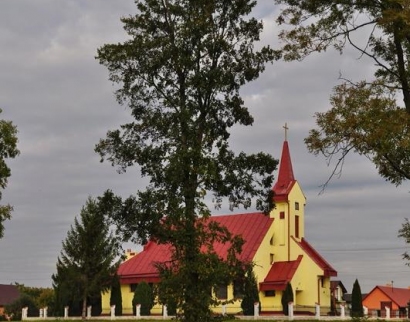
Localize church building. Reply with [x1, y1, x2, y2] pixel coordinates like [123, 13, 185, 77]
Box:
[102, 137, 337, 315]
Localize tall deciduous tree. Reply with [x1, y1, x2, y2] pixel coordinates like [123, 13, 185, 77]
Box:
[275, 0, 410, 187]
[96, 1, 277, 321]
[0, 108, 19, 238]
[52, 197, 122, 319]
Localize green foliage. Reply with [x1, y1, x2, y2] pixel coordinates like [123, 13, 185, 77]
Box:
[132, 281, 154, 316]
[95, 1, 277, 321]
[5, 293, 38, 320]
[304, 81, 410, 188]
[52, 197, 122, 318]
[13, 284, 55, 314]
[351, 279, 364, 317]
[110, 274, 123, 316]
[241, 266, 260, 316]
[0, 108, 19, 239]
[398, 218, 410, 266]
[275, 0, 410, 186]
[281, 282, 294, 316]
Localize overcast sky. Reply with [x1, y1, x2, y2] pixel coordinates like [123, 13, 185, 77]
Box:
[0, 0, 409, 294]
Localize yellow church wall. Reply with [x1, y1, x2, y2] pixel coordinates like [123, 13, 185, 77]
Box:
[120, 283, 135, 315]
[101, 290, 111, 315]
[101, 283, 139, 315]
[270, 181, 306, 263]
[290, 250, 332, 310]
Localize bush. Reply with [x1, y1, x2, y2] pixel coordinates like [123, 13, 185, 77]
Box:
[5, 293, 38, 320]
[110, 274, 123, 316]
[241, 267, 260, 315]
[132, 281, 154, 316]
[281, 282, 294, 316]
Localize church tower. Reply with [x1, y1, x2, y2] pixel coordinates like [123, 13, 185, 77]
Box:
[270, 128, 306, 262]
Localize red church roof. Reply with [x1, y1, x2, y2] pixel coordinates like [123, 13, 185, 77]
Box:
[118, 213, 273, 284]
[273, 140, 296, 202]
[259, 255, 303, 291]
[294, 237, 337, 277]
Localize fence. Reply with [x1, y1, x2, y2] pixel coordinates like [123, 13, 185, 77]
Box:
[21, 303, 410, 320]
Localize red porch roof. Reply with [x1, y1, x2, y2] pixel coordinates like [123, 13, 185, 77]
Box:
[259, 255, 303, 291]
[294, 237, 337, 277]
[118, 212, 273, 284]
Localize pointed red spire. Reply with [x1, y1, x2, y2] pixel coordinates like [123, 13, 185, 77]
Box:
[273, 139, 296, 201]
[277, 140, 295, 186]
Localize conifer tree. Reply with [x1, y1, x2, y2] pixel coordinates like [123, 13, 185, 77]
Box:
[96, 1, 277, 321]
[132, 281, 154, 316]
[281, 282, 294, 316]
[52, 197, 122, 319]
[241, 266, 260, 316]
[109, 274, 123, 316]
[351, 279, 364, 317]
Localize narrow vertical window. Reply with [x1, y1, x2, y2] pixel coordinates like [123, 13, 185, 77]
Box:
[295, 215, 299, 238]
[280, 211, 285, 219]
[295, 202, 299, 210]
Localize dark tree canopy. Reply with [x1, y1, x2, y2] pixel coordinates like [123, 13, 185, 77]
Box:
[52, 197, 122, 319]
[275, 0, 410, 186]
[96, 0, 277, 321]
[0, 108, 19, 238]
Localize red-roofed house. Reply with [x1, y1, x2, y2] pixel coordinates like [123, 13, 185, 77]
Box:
[102, 138, 337, 315]
[0, 284, 20, 316]
[363, 285, 410, 318]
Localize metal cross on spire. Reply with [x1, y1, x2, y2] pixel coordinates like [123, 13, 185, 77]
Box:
[283, 123, 289, 141]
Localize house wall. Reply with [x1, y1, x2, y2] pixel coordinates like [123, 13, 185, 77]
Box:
[363, 288, 399, 311]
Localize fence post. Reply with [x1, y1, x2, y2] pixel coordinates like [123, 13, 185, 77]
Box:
[163, 304, 167, 318]
[87, 306, 92, 319]
[254, 302, 259, 318]
[44, 307, 48, 318]
[64, 306, 69, 318]
[340, 304, 345, 319]
[288, 302, 294, 320]
[39, 308, 43, 318]
[136, 304, 141, 318]
[21, 307, 28, 320]
[385, 306, 390, 320]
[363, 306, 368, 317]
[315, 303, 320, 319]
[110, 305, 115, 319]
